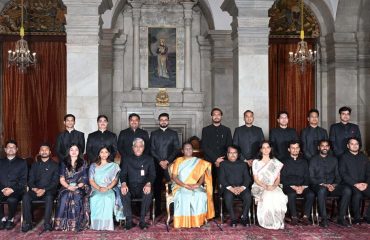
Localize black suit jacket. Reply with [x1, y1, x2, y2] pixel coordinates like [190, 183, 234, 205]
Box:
[150, 128, 180, 164]
[55, 129, 85, 161]
[86, 130, 117, 162]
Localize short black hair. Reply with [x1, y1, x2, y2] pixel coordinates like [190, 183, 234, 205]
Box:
[288, 140, 301, 147]
[347, 137, 360, 145]
[244, 110, 254, 117]
[5, 139, 17, 148]
[227, 144, 240, 154]
[211, 107, 223, 116]
[277, 111, 289, 119]
[307, 108, 319, 117]
[158, 112, 169, 120]
[64, 114, 76, 121]
[40, 142, 51, 149]
[318, 139, 330, 146]
[97, 115, 108, 122]
[129, 113, 140, 120]
[339, 106, 352, 115]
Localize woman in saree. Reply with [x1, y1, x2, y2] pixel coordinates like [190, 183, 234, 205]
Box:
[171, 142, 215, 228]
[54, 144, 89, 231]
[89, 146, 124, 230]
[251, 141, 288, 230]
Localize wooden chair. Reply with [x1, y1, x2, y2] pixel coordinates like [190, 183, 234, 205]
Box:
[165, 164, 174, 230]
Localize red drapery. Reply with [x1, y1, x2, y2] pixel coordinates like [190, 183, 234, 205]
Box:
[269, 38, 316, 134]
[1, 36, 66, 158]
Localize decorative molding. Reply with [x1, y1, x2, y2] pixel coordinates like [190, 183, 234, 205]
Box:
[0, 0, 66, 34]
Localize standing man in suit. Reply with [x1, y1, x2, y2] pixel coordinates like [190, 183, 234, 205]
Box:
[55, 114, 85, 162]
[150, 113, 180, 215]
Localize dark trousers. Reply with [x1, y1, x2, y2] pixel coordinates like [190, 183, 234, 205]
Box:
[350, 185, 370, 220]
[121, 184, 153, 223]
[153, 163, 170, 213]
[311, 184, 351, 220]
[223, 188, 252, 221]
[0, 191, 23, 220]
[283, 186, 315, 218]
[22, 191, 55, 226]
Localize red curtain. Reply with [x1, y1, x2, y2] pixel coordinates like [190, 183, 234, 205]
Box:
[1, 36, 66, 158]
[269, 38, 316, 134]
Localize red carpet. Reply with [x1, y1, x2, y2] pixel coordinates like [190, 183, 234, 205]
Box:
[1, 214, 370, 240]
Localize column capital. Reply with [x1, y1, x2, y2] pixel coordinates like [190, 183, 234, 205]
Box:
[181, 1, 198, 19]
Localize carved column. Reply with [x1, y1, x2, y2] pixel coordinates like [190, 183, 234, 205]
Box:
[222, 0, 274, 133]
[182, 1, 197, 91]
[64, 0, 109, 135]
[130, 1, 142, 90]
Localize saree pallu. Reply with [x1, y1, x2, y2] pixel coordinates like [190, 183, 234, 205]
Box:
[251, 159, 287, 230]
[54, 162, 90, 231]
[89, 162, 124, 230]
[172, 157, 214, 228]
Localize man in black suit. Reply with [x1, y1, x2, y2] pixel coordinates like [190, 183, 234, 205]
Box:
[55, 114, 85, 162]
[120, 138, 156, 230]
[0, 140, 27, 230]
[330, 106, 362, 158]
[219, 145, 252, 227]
[150, 113, 179, 215]
[86, 115, 117, 163]
[21, 143, 59, 232]
[233, 110, 264, 167]
[118, 113, 150, 160]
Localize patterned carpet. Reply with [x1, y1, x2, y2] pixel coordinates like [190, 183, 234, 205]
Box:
[1, 214, 370, 240]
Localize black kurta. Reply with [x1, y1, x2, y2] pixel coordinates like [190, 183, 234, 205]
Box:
[86, 130, 117, 163]
[28, 158, 59, 195]
[339, 152, 370, 186]
[309, 154, 341, 185]
[233, 125, 264, 161]
[119, 154, 156, 187]
[281, 156, 310, 186]
[201, 124, 232, 163]
[301, 126, 328, 161]
[117, 128, 150, 159]
[0, 157, 28, 193]
[149, 128, 180, 164]
[218, 160, 251, 193]
[55, 129, 85, 161]
[269, 127, 298, 161]
[329, 122, 362, 157]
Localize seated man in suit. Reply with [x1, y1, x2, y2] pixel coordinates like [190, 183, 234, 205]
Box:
[0, 140, 28, 230]
[219, 145, 252, 227]
[120, 138, 156, 230]
[22, 143, 59, 232]
[281, 140, 315, 225]
[309, 139, 351, 227]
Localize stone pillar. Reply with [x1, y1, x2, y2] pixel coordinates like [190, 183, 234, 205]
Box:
[64, 0, 103, 136]
[99, 29, 120, 124]
[207, 30, 234, 129]
[130, 1, 142, 90]
[222, 0, 274, 135]
[182, 1, 197, 91]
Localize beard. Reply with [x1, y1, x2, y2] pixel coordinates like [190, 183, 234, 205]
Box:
[160, 123, 168, 128]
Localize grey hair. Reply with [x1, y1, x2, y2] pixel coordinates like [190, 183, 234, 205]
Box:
[132, 138, 145, 147]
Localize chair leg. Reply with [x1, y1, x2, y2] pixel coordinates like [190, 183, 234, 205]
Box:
[311, 205, 315, 225]
[166, 202, 171, 226]
[219, 197, 223, 225]
[152, 198, 155, 225]
[347, 206, 352, 225]
[330, 199, 336, 220]
[315, 198, 319, 225]
[253, 199, 257, 225]
[20, 201, 23, 230]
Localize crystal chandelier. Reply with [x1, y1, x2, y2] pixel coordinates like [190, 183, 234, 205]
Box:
[8, 0, 37, 73]
[288, 0, 316, 72]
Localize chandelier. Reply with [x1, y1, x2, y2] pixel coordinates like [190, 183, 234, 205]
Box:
[288, 0, 316, 72]
[8, 0, 37, 73]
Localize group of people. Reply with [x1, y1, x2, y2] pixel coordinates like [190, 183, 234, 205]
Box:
[0, 105, 369, 233]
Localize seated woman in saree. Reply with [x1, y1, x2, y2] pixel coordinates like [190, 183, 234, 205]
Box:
[171, 142, 214, 228]
[89, 146, 124, 230]
[54, 143, 89, 231]
[251, 141, 288, 230]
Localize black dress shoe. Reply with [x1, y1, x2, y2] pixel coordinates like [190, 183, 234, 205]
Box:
[5, 220, 15, 230]
[0, 221, 5, 230]
[139, 222, 148, 230]
[240, 218, 250, 227]
[300, 216, 310, 226]
[352, 219, 361, 225]
[21, 223, 32, 233]
[290, 217, 298, 226]
[44, 223, 53, 232]
[230, 219, 237, 227]
[319, 219, 328, 228]
[337, 219, 351, 227]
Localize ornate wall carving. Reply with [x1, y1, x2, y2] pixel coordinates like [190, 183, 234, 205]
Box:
[0, 0, 66, 34]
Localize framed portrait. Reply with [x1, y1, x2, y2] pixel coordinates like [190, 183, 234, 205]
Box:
[148, 27, 176, 88]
